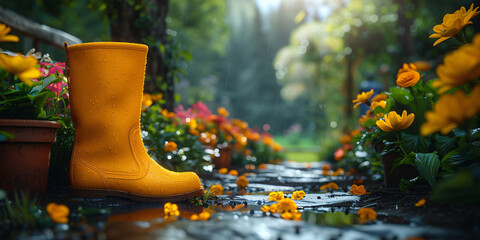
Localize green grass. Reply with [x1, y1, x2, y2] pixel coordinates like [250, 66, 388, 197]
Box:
[284, 151, 320, 163]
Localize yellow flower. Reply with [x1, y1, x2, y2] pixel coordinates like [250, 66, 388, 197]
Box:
[0, 23, 19, 42]
[268, 191, 285, 201]
[415, 198, 426, 207]
[199, 211, 211, 221]
[358, 113, 373, 126]
[350, 184, 367, 195]
[370, 100, 386, 110]
[274, 198, 298, 214]
[236, 176, 249, 188]
[46, 203, 69, 224]
[161, 109, 175, 118]
[261, 205, 271, 212]
[319, 182, 339, 190]
[396, 70, 421, 88]
[190, 214, 199, 221]
[228, 169, 238, 176]
[281, 211, 302, 221]
[209, 184, 224, 196]
[291, 190, 306, 200]
[218, 168, 228, 174]
[352, 89, 374, 109]
[429, 3, 480, 46]
[357, 207, 377, 224]
[0, 53, 41, 86]
[434, 34, 480, 93]
[164, 202, 180, 220]
[164, 141, 177, 152]
[421, 86, 480, 136]
[217, 107, 229, 117]
[376, 110, 415, 132]
[371, 93, 388, 103]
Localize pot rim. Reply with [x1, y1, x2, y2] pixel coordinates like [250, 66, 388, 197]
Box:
[0, 119, 61, 128]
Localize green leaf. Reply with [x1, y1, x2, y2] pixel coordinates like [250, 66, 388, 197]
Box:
[389, 87, 413, 105]
[435, 135, 457, 156]
[415, 152, 440, 186]
[441, 148, 463, 171]
[362, 118, 377, 127]
[401, 132, 429, 153]
[392, 152, 416, 171]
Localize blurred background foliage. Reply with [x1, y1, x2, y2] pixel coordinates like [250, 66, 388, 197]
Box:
[2, 0, 479, 162]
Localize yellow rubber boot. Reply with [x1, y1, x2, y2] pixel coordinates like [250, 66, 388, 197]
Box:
[66, 42, 203, 201]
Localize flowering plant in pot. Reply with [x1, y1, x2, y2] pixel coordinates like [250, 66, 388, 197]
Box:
[0, 23, 67, 195]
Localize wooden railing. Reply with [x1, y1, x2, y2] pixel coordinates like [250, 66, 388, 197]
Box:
[0, 6, 82, 50]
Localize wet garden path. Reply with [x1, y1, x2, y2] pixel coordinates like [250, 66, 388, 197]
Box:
[40, 162, 478, 240]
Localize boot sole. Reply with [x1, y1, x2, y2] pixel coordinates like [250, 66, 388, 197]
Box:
[70, 187, 204, 202]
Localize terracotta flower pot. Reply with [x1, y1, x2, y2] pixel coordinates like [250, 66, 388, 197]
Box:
[212, 146, 233, 169]
[0, 119, 61, 196]
[381, 151, 418, 188]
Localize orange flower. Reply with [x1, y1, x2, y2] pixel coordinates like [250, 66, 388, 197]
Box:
[248, 132, 260, 141]
[46, 203, 69, 224]
[357, 207, 377, 223]
[319, 182, 339, 190]
[332, 168, 345, 176]
[190, 214, 199, 221]
[413, 61, 432, 71]
[268, 191, 285, 201]
[272, 142, 283, 152]
[429, 3, 480, 46]
[396, 70, 420, 87]
[415, 198, 426, 207]
[209, 184, 224, 196]
[339, 134, 352, 145]
[322, 164, 331, 171]
[397, 63, 417, 76]
[376, 110, 415, 132]
[291, 190, 306, 200]
[228, 169, 238, 176]
[281, 211, 302, 221]
[258, 163, 267, 169]
[161, 109, 175, 118]
[352, 89, 374, 109]
[350, 129, 361, 137]
[350, 184, 367, 195]
[164, 141, 177, 152]
[236, 176, 249, 188]
[217, 107, 229, 117]
[164, 202, 180, 220]
[218, 168, 228, 174]
[199, 211, 211, 221]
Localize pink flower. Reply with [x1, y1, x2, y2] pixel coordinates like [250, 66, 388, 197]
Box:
[192, 101, 211, 119]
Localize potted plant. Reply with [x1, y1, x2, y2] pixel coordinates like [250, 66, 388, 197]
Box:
[0, 49, 67, 195]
